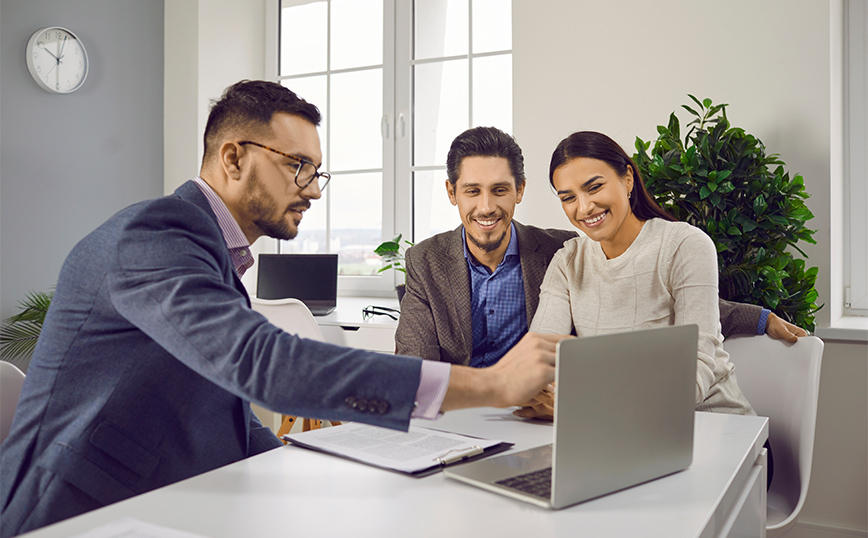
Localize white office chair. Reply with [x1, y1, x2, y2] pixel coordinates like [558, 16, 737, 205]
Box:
[724, 334, 824, 537]
[250, 297, 324, 341]
[249, 297, 338, 437]
[1, 361, 26, 444]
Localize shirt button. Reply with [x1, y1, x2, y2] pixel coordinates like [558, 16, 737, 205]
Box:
[489, 309, 494, 314]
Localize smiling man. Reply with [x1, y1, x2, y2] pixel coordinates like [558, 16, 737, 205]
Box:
[0, 83, 563, 537]
[395, 126, 807, 371]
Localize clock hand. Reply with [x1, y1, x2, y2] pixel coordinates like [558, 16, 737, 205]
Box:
[58, 35, 67, 59]
[42, 46, 60, 61]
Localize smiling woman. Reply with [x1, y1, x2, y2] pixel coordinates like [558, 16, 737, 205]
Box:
[548, 131, 675, 259]
[532, 131, 755, 417]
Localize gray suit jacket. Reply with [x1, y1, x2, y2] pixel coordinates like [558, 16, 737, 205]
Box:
[396, 222, 575, 365]
[0, 181, 422, 537]
[395, 221, 762, 366]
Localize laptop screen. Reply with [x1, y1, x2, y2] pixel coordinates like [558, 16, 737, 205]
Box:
[256, 254, 338, 303]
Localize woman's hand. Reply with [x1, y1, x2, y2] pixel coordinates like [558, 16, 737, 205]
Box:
[512, 382, 556, 421]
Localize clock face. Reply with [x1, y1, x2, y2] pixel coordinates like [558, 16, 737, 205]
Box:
[26, 27, 89, 94]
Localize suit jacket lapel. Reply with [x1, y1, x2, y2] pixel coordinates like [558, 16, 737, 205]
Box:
[173, 180, 254, 444]
[445, 226, 473, 363]
[516, 221, 549, 325]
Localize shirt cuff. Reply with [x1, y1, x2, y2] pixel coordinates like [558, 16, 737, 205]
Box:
[757, 308, 771, 335]
[411, 360, 451, 420]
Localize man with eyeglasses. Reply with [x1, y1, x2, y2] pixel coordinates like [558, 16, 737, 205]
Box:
[395, 126, 808, 419]
[0, 81, 564, 537]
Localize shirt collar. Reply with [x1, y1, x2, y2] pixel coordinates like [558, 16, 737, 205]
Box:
[193, 177, 252, 272]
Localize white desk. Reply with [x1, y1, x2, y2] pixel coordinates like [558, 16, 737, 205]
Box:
[20, 409, 768, 538]
[315, 296, 400, 353]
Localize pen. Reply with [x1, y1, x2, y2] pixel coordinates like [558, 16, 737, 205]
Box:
[434, 445, 484, 465]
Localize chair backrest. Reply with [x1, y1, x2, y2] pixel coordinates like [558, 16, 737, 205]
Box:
[0, 361, 27, 444]
[724, 335, 824, 536]
[250, 297, 324, 342]
[249, 298, 334, 435]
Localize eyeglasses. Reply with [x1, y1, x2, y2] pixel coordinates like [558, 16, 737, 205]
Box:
[362, 305, 401, 321]
[239, 140, 331, 191]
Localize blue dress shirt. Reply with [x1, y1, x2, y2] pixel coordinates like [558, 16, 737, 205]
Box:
[464, 223, 527, 367]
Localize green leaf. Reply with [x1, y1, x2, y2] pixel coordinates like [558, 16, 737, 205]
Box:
[717, 181, 735, 194]
[702, 97, 713, 108]
[700, 186, 711, 199]
[753, 195, 767, 216]
[682, 105, 700, 118]
[374, 242, 399, 256]
[789, 207, 814, 222]
[768, 215, 789, 227]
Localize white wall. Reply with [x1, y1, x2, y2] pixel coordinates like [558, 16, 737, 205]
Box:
[513, 0, 866, 535]
[164, 0, 276, 293]
[164, 0, 268, 195]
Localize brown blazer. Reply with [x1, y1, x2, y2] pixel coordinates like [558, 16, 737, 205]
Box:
[395, 221, 763, 366]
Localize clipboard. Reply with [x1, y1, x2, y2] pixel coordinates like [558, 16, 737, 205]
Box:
[282, 423, 514, 477]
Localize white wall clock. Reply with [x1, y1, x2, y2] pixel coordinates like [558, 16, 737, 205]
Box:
[26, 26, 89, 94]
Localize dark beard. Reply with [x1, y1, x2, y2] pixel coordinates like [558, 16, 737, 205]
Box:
[467, 229, 507, 253]
[244, 165, 299, 241]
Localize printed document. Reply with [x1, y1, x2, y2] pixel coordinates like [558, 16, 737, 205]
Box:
[283, 423, 505, 474]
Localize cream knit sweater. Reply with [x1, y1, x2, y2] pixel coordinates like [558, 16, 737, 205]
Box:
[531, 218, 753, 415]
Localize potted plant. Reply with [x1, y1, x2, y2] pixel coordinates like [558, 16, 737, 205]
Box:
[633, 95, 821, 331]
[0, 289, 54, 366]
[374, 234, 414, 302]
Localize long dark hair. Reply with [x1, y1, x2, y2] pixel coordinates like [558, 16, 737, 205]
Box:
[549, 131, 675, 222]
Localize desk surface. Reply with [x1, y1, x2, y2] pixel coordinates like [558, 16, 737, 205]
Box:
[21, 410, 768, 538]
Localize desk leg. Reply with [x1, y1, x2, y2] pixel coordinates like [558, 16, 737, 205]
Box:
[278, 415, 343, 443]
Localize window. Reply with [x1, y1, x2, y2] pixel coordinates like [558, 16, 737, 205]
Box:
[272, 0, 512, 294]
[844, 0, 868, 315]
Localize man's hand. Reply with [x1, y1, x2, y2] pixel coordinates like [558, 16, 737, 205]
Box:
[440, 332, 568, 412]
[513, 383, 555, 421]
[765, 312, 808, 343]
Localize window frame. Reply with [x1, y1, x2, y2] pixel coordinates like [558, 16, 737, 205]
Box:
[266, 0, 512, 297]
[268, 0, 397, 296]
[844, 0, 868, 315]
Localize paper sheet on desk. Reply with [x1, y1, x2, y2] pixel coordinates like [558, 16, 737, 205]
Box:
[283, 422, 509, 476]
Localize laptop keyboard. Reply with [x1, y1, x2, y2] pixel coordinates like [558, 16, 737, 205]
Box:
[495, 467, 552, 499]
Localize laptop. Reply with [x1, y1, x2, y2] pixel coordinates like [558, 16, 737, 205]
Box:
[444, 324, 698, 509]
[256, 254, 339, 316]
